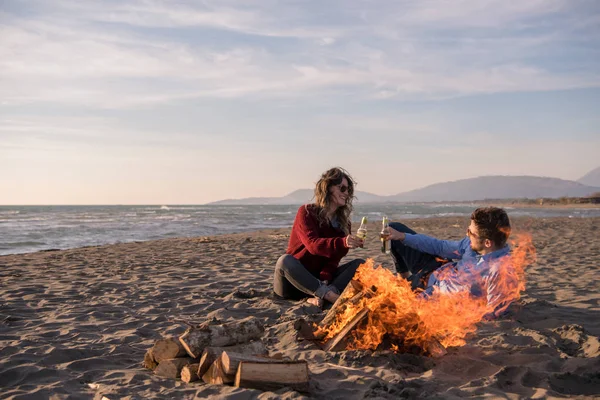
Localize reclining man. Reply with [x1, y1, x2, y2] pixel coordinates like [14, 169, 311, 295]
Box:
[387, 207, 517, 319]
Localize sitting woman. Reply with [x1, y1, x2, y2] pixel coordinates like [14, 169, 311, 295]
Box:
[273, 167, 365, 307]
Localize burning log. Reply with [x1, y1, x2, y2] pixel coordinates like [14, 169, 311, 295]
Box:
[179, 316, 264, 358]
[323, 307, 370, 352]
[197, 341, 267, 378]
[294, 318, 319, 341]
[181, 363, 200, 383]
[234, 360, 309, 392]
[423, 338, 447, 358]
[318, 280, 362, 329]
[154, 357, 194, 379]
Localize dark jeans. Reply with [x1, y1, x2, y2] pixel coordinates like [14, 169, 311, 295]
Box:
[389, 222, 445, 288]
[273, 255, 365, 300]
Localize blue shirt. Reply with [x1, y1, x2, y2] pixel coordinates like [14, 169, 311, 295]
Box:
[403, 233, 514, 318]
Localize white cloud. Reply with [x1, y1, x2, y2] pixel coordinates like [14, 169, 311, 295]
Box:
[0, 1, 598, 108]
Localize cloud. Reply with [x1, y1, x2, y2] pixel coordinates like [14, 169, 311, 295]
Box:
[0, 0, 599, 108]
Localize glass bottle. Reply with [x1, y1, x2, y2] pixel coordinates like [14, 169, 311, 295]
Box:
[356, 216, 367, 247]
[380, 216, 391, 254]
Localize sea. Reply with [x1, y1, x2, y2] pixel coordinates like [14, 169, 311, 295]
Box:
[1, 204, 599, 256]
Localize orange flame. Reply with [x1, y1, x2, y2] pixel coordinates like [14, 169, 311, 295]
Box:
[318, 233, 536, 351]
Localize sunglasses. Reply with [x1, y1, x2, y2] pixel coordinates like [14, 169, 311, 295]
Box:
[338, 184, 348, 193]
[466, 227, 480, 238]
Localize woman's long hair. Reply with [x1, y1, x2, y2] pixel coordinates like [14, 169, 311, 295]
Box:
[312, 167, 356, 234]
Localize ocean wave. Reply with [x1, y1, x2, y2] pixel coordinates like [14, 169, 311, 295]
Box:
[0, 241, 46, 249]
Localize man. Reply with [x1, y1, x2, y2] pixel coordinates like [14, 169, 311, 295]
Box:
[387, 207, 516, 319]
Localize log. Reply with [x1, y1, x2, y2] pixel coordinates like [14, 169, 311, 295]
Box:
[323, 307, 370, 352]
[154, 357, 193, 379]
[235, 361, 309, 392]
[202, 359, 232, 385]
[181, 363, 200, 383]
[143, 349, 158, 370]
[180, 316, 264, 358]
[318, 280, 360, 328]
[423, 337, 447, 358]
[151, 338, 187, 363]
[294, 318, 318, 341]
[221, 351, 276, 375]
[197, 341, 267, 378]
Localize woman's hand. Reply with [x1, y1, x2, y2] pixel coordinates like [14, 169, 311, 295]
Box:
[345, 234, 364, 249]
[387, 227, 406, 241]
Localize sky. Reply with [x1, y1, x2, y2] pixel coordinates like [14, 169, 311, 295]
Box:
[1, 0, 599, 205]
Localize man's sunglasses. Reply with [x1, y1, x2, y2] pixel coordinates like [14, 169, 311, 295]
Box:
[467, 227, 480, 238]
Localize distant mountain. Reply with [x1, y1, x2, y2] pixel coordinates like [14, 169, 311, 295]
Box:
[208, 175, 600, 205]
[578, 166, 600, 187]
[388, 176, 600, 202]
[208, 189, 386, 205]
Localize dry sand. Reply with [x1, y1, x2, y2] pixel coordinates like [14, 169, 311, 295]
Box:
[1, 216, 599, 399]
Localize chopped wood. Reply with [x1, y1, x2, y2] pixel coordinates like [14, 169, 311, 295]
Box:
[181, 363, 200, 383]
[318, 280, 360, 328]
[220, 351, 276, 375]
[323, 307, 370, 352]
[143, 349, 158, 370]
[197, 341, 267, 378]
[151, 338, 187, 363]
[154, 357, 193, 379]
[179, 316, 264, 358]
[202, 359, 232, 385]
[294, 318, 318, 341]
[235, 361, 309, 392]
[423, 337, 447, 358]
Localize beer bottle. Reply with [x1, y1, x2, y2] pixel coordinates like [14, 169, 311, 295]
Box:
[356, 216, 367, 247]
[380, 216, 391, 254]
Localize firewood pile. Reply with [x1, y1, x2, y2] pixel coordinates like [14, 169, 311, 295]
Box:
[143, 316, 309, 392]
[295, 280, 448, 357]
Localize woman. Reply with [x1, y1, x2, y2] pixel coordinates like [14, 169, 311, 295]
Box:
[273, 167, 365, 307]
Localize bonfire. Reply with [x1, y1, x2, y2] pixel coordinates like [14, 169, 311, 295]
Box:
[301, 233, 537, 355]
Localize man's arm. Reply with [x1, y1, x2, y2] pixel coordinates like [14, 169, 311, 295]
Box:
[388, 227, 466, 259]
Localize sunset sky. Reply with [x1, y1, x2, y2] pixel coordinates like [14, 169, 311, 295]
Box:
[1, 0, 599, 204]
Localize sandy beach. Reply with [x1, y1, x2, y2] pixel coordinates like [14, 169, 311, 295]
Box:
[1, 216, 599, 399]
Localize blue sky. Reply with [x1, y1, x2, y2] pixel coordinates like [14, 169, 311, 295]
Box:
[1, 0, 599, 204]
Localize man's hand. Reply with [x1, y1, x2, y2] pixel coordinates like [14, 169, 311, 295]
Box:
[388, 227, 406, 241]
[345, 234, 364, 249]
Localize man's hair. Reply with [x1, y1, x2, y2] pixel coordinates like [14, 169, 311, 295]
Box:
[471, 207, 511, 247]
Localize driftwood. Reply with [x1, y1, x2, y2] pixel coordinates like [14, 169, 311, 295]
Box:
[202, 359, 232, 384]
[181, 363, 200, 383]
[235, 361, 309, 392]
[180, 317, 264, 358]
[154, 357, 193, 379]
[220, 351, 273, 375]
[143, 349, 158, 370]
[323, 307, 370, 352]
[197, 340, 267, 378]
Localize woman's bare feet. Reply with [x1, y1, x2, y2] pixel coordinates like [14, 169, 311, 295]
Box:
[306, 297, 323, 308]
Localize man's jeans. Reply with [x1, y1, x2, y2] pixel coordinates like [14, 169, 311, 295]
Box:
[273, 255, 365, 300]
[389, 222, 445, 288]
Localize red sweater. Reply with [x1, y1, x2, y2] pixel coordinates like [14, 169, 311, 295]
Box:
[286, 204, 350, 282]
